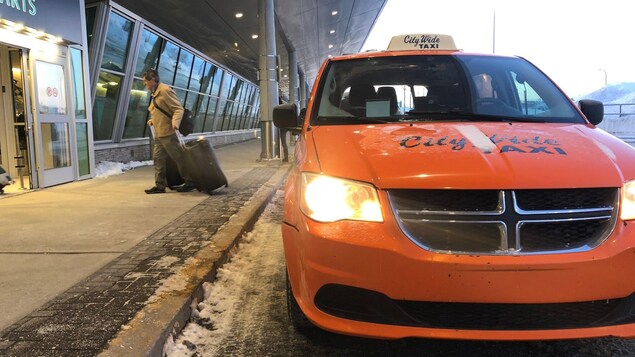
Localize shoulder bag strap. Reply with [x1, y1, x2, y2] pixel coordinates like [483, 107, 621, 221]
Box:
[152, 96, 172, 118]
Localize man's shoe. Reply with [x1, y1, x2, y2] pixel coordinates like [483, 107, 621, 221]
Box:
[176, 182, 196, 192]
[145, 186, 165, 194]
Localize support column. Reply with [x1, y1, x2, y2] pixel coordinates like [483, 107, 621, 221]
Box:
[289, 50, 299, 110]
[258, 0, 279, 160]
[299, 70, 307, 109]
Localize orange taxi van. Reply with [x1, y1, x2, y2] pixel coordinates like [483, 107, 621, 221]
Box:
[273, 34, 635, 341]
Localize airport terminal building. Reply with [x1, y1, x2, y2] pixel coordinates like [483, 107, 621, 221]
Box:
[0, 0, 262, 190]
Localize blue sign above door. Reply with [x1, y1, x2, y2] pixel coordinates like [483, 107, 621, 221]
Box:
[0, 0, 84, 45]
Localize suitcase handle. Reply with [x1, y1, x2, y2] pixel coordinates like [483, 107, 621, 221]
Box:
[176, 130, 186, 148]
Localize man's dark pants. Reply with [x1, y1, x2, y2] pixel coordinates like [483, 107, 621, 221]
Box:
[153, 133, 192, 189]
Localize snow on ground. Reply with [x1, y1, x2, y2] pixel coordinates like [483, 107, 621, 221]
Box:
[94, 160, 153, 178]
[163, 192, 283, 357]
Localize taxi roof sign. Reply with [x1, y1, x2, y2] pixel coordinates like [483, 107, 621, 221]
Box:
[387, 34, 458, 51]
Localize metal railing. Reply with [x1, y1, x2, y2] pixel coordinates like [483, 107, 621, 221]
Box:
[603, 103, 635, 118]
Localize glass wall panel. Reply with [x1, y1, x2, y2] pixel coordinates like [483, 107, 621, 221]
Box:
[101, 12, 132, 72]
[193, 96, 209, 133]
[70, 48, 86, 118]
[215, 100, 226, 131]
[220, 73, 232, 99]
[123, 79, 151, 139]
[85, 6, 97, 50]
[222, 102, 234, 131]
[174, 49, 193, 89]
[189, 92, 206, 113]
[235, 80, 245, 102]
[231, 79, 241, 101]
[203, 98, 218, 132]
[232, 104, 242, 130]
[75, 123, 90, 176]
[188, 56, 205, 91]
[93, 71, 122, 140]
[210, 68, 223, 97]
[238, 105, 249, 129]
[184, 93, 198, 111]
[135, 30, 162, 76]
[200, 63, 215, 94]
[233, 104, 243, 129]
[245, 86, 254, 105]
[158, 41, 179, 85]
[174, 88, 186, 106]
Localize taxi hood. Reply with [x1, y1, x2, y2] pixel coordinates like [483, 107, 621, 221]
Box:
[309, 123, 635, 190]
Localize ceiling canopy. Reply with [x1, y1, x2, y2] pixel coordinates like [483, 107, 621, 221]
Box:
[112, 0, 387, 101]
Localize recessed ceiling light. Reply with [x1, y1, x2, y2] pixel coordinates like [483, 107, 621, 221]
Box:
[331, 11, 338, 15]
[328, 44, 333, 49]
[251, 34, 258, 39]
[330, 30, 335, 34]
[234, 42, 238, 47]
[235, 13, 243, 18]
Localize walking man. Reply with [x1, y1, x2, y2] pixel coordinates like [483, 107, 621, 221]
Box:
[142, 69, 195, 194]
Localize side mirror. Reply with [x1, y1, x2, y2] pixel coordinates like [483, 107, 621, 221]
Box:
[273, 103, 302, 134]
[578, 99, 604, 125]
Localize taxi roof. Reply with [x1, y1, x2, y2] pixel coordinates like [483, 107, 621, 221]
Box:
[326, 34, 517, 63]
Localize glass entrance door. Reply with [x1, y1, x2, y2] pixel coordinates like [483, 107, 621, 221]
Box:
[32, 55, 75, 187]
[9, 48, 34, 190]
[0, 45, 36, 192]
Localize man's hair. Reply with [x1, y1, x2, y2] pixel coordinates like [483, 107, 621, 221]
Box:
[142, 69, 160, 83]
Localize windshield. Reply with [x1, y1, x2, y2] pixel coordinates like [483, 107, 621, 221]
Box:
[311, 54, 585, 125]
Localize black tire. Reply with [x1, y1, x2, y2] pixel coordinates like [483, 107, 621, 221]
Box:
[286, 270, 314, 333]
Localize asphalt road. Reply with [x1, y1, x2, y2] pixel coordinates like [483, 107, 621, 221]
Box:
[167, 190, 635, 357]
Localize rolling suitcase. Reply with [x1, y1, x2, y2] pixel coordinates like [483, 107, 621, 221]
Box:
[180, 136, 228, 195]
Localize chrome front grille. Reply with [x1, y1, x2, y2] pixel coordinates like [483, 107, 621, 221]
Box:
[388, 188, 618, 255]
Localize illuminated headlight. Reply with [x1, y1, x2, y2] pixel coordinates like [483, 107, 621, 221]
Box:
[299, 173, 383, 223]
[621, 180, 635, 220]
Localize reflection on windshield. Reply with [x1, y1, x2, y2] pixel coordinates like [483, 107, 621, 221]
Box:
[312, 55, 584, 126]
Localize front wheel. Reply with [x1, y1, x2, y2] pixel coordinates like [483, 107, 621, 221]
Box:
[286, 270, 314, 333]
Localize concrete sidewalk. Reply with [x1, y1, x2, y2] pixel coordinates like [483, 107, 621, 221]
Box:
[0, 138, 290, 356]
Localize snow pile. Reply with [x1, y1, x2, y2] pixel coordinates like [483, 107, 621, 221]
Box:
[164, 194, 283, 357]
[95, 160, 152, 178]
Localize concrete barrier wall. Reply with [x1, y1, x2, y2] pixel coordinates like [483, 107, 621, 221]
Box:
[94, 129, 261, 164]
[596, 115, 635, 145]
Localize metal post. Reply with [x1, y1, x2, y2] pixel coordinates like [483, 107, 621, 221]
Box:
[289, 50, 299, 109]
[599, 68, 608, 86]
[284, 50, 300, 148]
[258, 0, 279, 160]
[299, 70, 307, 109]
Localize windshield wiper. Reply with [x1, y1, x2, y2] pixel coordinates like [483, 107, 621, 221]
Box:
[404, 110, 546, 123]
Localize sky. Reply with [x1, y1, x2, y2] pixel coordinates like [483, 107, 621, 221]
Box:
[362, 0, 635, 99]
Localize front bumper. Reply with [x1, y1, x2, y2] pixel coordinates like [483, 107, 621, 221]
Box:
[282, 213, 635, 340]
